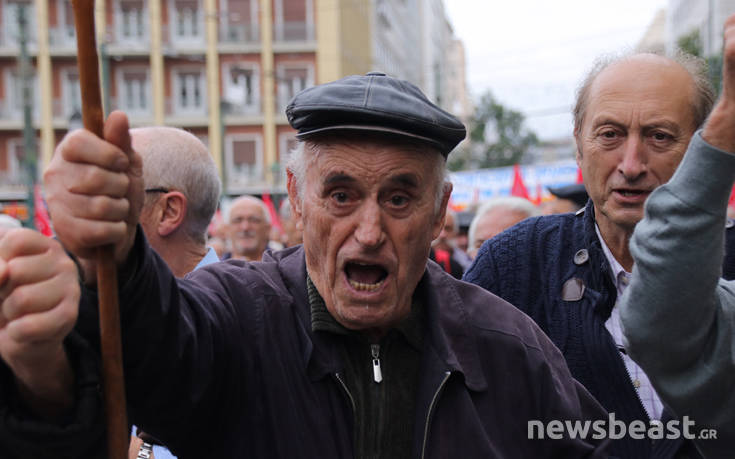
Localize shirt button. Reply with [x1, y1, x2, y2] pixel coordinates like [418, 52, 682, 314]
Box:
[574, 249, 589, 265]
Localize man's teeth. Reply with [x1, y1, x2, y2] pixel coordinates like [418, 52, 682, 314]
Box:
[349, 279, 383, 291]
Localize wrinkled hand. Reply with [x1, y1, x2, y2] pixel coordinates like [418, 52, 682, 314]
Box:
[44, 111, 144, 267]
[0, 228, 79, 417]
[703, 14, 735, 151]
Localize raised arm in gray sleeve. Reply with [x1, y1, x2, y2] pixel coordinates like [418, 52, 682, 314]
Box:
[619, 131, 735, 456]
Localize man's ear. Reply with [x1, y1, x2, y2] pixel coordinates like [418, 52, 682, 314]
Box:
[158, 192, 187, 237]
[286, 171, 303, 220]
[432, 182, 453, 240]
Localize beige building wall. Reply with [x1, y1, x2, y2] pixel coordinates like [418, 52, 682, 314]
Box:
[317, 0, 372, 83]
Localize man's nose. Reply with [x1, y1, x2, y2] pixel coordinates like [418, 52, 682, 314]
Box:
[618, 136, 647, 181]
[354, 202, 385, 249]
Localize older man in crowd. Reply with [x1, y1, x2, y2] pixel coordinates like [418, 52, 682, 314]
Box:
[134, 127, 221, 277]
[225, 195, 272, 261]
[467, 196, 539, 258]
[465, 51, 720, 458]
[0, 73, 609, 457]
[619, 14, 735, 458]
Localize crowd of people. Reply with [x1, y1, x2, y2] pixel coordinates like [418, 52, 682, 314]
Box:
[2, 14, 735, 459]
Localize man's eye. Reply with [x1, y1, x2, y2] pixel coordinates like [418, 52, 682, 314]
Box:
[601, 130, 617, 138]
[332, 192, 349, 203]
[389, 195, 409, 206]
[652, 132, 671, 141]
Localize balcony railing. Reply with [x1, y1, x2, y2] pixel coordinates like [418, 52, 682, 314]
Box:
[220, 23, 260, 44]
[274, 21, 313, 42]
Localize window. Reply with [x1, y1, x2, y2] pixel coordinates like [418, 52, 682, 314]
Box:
[219, 0, 258, 43]
[62, 69, 82, 118]
[118, 68, 150, 115]
[276, 65, 312, 111]
[3, 0, 36, 45]
[226, 135, 263, 188]
[5, 68, 38, 119]
[273, 0, 313, 41]
[223, 64, 259, 114]
[57, 0, 76, 44]
[277, 132, 299, 184]
[170, 0, 203, 43]
[116, 0, 146, 43]
[173, 69, 206, 115]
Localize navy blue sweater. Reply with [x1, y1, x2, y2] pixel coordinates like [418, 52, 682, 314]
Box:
[464, 201, 705, 459]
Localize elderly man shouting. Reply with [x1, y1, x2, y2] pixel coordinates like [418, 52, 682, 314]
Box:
[0, 73, 608, 457]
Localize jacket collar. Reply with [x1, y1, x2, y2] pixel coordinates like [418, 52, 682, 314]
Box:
[270, 246, 487, 391]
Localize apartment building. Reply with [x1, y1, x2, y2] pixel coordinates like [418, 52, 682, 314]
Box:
[0, 0, 465, 211]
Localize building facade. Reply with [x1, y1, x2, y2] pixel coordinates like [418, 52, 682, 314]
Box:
[0, 0, 465, 213]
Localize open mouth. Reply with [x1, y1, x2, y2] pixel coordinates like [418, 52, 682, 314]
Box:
[345, 262, 388, 292]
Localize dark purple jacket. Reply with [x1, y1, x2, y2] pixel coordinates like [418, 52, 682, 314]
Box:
[0, 235, 610, 458]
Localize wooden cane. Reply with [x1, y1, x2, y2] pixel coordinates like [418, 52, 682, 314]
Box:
[70, 2, 128, 458]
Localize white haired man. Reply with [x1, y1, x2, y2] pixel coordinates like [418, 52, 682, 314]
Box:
[467, 196, 539, 258]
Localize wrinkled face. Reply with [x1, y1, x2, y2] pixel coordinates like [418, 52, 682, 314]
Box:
[229, 200, 271, 259]
[575, 56, 697, 235]
[289, 139, 449, 334]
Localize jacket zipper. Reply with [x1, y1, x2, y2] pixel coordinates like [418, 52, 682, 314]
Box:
[421, 371, 451, 459]
[334, 372, 356, 415]
[371, 344, 383, 383]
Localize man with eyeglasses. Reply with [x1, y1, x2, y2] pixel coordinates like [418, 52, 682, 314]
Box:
[134, 127, 221, 278]
[225, 195, 272, 262]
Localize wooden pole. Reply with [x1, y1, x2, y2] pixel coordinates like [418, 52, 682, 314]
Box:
[70, 2, 128, 458]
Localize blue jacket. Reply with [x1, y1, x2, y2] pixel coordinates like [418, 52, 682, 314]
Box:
[0, 233, 610, 458]
[464, 201, 704, 459]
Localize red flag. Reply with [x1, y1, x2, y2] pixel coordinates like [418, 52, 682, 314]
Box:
[261, 193, 283, 233]
[533, 183, 543, 206]
[511, 165, 530, 200]
[33, 185, 53, 237]
[576, 168, 584, 184]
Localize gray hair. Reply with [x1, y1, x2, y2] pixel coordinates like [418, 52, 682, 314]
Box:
[573, 50, 715, 135]
[227, 195, 272, 225]
[132, 127, 221, 245]
[468, 196, 539, 250]
[286, 134, 451, 215]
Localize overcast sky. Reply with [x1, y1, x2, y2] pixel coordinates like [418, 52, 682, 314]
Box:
[444, 0, 668, 140]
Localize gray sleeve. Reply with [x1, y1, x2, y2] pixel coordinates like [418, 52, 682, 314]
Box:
[619, 131, 735, 455]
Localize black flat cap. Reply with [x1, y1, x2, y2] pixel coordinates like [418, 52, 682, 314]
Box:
[286, 72, 466, 156]
[548, 183, 589, 209]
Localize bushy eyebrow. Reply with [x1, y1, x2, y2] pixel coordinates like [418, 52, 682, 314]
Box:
[387, 173, 420, 189]
[323, 172, 356, 186]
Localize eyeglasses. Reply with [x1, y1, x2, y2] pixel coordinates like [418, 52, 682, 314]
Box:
[144, 187, 170, 193]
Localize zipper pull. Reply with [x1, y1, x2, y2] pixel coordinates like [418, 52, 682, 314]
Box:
[371, 344, 382, 383]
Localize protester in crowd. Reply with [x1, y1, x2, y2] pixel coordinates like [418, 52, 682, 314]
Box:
[126, 126, 222, 458]
[467, 196, 538, 258]
[0, 73, 610, 457]
[133, 127, 221, 277]
[619, 14, 735, 457]
[429, 209, 472, 278]
[542, 183, 589, 215]
[465, 51, 717, 458]
[279, 198, 302, 248]
[224, 195, 271, 261]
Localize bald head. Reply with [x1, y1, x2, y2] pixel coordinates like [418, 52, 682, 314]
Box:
[132, 127, 221, 245]
[573, 52, 715, 135]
